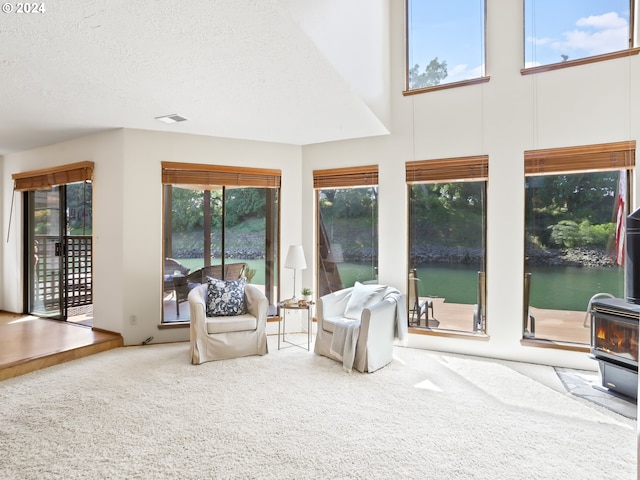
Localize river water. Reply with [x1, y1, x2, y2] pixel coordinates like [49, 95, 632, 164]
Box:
[181, 258, 625, 313]
[416, 263, 624, 311]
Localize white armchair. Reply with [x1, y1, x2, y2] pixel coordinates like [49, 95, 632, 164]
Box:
[314, 283, 406, 373]
[188, 283, 268, 365]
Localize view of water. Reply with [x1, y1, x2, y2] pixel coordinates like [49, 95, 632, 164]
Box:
[175, 258, 624, 313]
[526, 265, 624, 311]
[417, 263, 624, 312]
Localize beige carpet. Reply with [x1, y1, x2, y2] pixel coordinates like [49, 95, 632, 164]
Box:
[0, 338, 636, 479]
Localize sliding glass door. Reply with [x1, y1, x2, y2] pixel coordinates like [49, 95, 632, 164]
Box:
[27, 187, 65, 319]
[14, 162, 94, 323]
[25, 182, 93, 322]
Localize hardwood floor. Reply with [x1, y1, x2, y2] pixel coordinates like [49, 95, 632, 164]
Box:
[0, 311, 123, 381]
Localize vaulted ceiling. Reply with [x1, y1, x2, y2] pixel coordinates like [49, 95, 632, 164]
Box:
[0, 0, 390, 156]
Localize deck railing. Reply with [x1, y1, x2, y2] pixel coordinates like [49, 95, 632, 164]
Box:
[34, 235, 92, 310]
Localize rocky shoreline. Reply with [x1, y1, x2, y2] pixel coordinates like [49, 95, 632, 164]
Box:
[410, 245, 616, 268]
[175, 243, 616, 268]
[526, 246, 616, 268]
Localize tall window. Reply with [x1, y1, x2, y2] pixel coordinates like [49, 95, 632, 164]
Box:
[405, 0, 486, 92]
[162, 163, 280, 323]
[406, 156, 488, 334]
[524, 0, 635, 71]
[314, 166, 378, 297]
[524, 142, 635, 344]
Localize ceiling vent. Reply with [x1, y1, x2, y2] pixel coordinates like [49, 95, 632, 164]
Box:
[155, 114, 188, 124]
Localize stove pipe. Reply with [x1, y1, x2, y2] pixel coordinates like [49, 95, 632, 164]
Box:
[626, 207, 640, 303]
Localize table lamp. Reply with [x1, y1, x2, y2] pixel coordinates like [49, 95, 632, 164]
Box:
[284, 245, 307, 302]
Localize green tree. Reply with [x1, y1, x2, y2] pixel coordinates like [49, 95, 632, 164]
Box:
[549, 220, 614, 248]
[319, 188, 377, 222]
[525, 172, 618, 248]
[66, 181, 92, 234]
[171, 188, 224, 231]
[171, 187, 272, 232]
[409, 57, 448, 89]
[225, 189, 265, 226]
[410, 182, 484, 247]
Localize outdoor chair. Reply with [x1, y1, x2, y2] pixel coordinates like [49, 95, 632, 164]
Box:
[408, 269, 436, 328]
[474, 272, 534, 336]
[188, 281, 268, 364]
[174, 263, 247, 317]
[523, 272, 535, 338]
[314, 282, 406, 373]
[164, 257, 190, 293]
[472, 271, 486, 332]
[225, 263, 246, 281]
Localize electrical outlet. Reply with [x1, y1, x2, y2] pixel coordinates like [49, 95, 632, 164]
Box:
[130, 315, 137, 325]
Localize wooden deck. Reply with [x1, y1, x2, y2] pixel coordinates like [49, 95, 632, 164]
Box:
[0, 311, 123, 381]
[411, 298, 591, 344]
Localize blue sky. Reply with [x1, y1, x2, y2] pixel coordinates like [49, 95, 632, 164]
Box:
[525, 0, 629, 66]
[408, 0, 630, 84]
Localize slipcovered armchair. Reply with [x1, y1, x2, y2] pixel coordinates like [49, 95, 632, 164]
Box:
[314, 282, 406, 373]
[188, 280, 268, 365]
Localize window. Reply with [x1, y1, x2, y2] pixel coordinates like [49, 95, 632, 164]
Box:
[405, 0, 487, 93]
[161, 163, 280, 323]
[524, 0, 636, 72]
[406, 156, 488, 334]
[314, 166, 379, 297]
[524, 142, 635, 344]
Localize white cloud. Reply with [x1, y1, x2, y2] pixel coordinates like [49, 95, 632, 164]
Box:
[552, 12, 628, 56]
[576, 11, 627, 29]
[445, 63, 484, 84]
[530, 36, 553, 46]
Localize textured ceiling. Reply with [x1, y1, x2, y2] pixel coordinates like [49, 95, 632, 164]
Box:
[0, 0, 389, 155]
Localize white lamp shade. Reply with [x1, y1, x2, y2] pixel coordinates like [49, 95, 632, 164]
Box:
[284, 245, 307, 270]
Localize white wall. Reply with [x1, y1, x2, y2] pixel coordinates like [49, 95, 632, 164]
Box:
[0, 155, 4, 309]
[117, 130, 302, 344]
[0, 129, 302, 345]
[1, 130, 126, 323]
[300, 0, 640, 370]
[287, 0, 391, 128]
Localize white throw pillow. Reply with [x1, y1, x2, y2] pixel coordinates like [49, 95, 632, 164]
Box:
[344, 282, 387, 320]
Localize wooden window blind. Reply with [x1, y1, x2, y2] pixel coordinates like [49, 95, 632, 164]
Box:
[161, 162, 281, 188]
[12, 161, 94, 191]
[525, 141, 636, 176]
[313, 165, 378, 189]
[405, 156, 489, 183]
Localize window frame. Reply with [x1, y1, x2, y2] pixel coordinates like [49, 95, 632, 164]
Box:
[160, 162, 282, 324]
[521, 0, 639, 76]
[522, 141, 636, 347]
[403, 0, 489, 95]
[313, 165, 379, 297]
[406, 155, 489, 336]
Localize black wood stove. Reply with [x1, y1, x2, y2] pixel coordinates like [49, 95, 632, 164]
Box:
[590, 298, 638, 399]
[588, 207, 640, 399]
